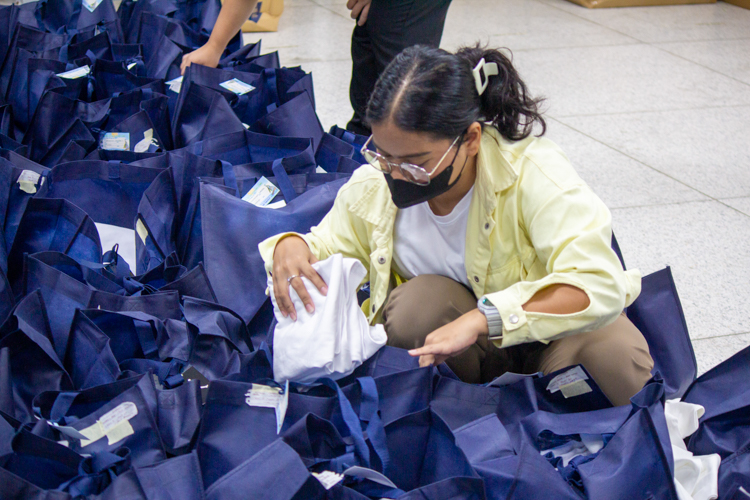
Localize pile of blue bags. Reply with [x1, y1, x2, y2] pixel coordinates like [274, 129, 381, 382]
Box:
[0, 0, 748, 498]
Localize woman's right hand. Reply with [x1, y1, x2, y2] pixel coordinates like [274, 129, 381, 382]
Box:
[180, 42, 223, 75]
[272, 236, 328, 321]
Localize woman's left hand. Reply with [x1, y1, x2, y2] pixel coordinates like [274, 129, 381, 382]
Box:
[409, 309, 488, 367]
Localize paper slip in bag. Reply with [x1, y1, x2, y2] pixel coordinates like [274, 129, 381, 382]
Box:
[270, 254, 387, 383]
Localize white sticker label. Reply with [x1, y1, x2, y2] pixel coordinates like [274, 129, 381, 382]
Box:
[219, 78, 255, 95]
[242, 176, 280, 207]
[17, 169, 41, 194]
[166, 76, 183, 94]
[99, 401, 138, 432]
[135, 218, 149, 244]
[560, 379, 592, 398]
[82, 0, 103, 12]
[57, 65, 91, 79]
[312, 471, 344, 490]
[245, 381, 288, 433]
[133, 128, 158, 153]
[547, 366, 589, 394]
[101, 132, 130, 151]
[127, 62, 137, 71]
[315, 166, 327, 174]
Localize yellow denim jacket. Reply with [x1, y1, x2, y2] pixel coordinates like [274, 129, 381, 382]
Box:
[258, 126, 641, 348]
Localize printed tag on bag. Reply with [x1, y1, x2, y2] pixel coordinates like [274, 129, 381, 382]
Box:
[244, 381, 289, 433]
[101, 132, 130, 151]
[547, 366, 589, 394]
[82, 0, 103, 13]
[79, 401, 139, 447]
[242, 176, 280, 207]
[312, 471, 344, 490]
[166, 76, 183, 94]
[17, 170, 41, 194]
[219, 78, 255, 95]
[57, 65, 91, 79]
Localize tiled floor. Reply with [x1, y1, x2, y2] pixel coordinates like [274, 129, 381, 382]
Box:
[245, 0, 750, 375]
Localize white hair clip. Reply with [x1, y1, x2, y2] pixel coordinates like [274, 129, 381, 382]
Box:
[472, 58, 499, 96]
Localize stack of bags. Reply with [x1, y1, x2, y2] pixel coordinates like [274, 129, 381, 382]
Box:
[0, 0, 748, 498]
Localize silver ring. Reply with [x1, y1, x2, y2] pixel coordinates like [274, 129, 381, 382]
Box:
[286, 274, 299, 284]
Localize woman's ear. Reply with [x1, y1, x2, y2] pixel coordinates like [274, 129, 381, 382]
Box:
[464, 122, 483, 157]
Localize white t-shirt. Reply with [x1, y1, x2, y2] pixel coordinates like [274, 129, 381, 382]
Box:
[392, 187, 473, 288]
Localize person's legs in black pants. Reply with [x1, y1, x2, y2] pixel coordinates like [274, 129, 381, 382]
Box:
[347, 0, 452, 136]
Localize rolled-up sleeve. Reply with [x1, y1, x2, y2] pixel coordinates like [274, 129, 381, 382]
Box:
[484, 158, 641, 348]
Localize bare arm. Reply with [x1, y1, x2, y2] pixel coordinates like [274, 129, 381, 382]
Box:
[181, 0, 259, 74]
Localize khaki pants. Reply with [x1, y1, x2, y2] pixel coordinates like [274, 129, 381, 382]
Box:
[382, 275, 654, 406]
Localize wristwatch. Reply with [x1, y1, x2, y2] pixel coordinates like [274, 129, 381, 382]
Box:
[477, 296, 503, 342]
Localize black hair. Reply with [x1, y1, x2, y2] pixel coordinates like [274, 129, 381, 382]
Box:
[365, 43, 546, 142]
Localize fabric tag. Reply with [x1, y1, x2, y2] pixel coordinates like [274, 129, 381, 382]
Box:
[312, 471, 344, 490]
[242, 176, 280, 207]
[135, 218, 149, 244]
[101, 132, 130, 151]
[82, 0, 103, 13]
[17, 169, 41, 194]
[134, 128, 158, 153]
[219, 78, 255, 95]
[166, 76, 183, 94]
[71, 402, 139, 447]
[547, 366, 588, 394]
[560, 379, 592, 398]
[57, 65, 91, 79]
[244, 381, 289, 433]
[344, 466, 398, 489]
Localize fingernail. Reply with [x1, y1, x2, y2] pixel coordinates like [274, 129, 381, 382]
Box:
[281, 311, 288, 318]
[321, 286, 328, 295]
[306, 304, 314, 314]
[291, 312, 297, 322]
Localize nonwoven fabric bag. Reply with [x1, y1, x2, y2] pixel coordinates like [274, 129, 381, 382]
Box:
[270, 254, 387, 384]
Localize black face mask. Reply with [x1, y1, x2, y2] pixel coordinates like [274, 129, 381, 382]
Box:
[384, 151, 468, 209]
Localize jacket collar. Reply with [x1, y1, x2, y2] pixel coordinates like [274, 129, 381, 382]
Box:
[474, 126, 519, 214]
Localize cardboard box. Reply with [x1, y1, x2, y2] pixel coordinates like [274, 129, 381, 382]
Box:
[241, 0, 284, 32]
[566, 0, 715, 7]
[722, 0, 750, 9]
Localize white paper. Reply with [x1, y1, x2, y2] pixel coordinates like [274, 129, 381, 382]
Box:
[312, 471, 344, 490]
[127, 62, 137, 71]
[547, 366, 588, 394]
[245, 381, 289, 433]
[99, 402, 138, 432]
[57, 65, 91, 79]
[134, 128, 157, 153]
[219, 78, 255, 95]
[17, 169, 41, 194]
[166, 76, 183, 94]
[101, 132, 130, 151]
[316, 166, 327, 174]
[266, 200, 287, 209]
[135, 218, 149, 244]
[344, 466, 398, 489]
[82, 0, 103, 13]
[242, 176, 280, 207]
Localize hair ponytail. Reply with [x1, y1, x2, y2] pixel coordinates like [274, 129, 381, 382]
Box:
[456, 45, 546, 141]
[366, 43, 546, 142]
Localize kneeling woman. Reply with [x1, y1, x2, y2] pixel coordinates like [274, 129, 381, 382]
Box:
[260, 44, 653, 406]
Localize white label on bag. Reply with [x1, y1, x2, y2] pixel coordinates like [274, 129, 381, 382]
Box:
[17, 169, 41, 194]
[265, 200, 286, 209]
[127, 62, 137, 71]
[312, 471, 344, 490]
[242, 123, 250, 129]
[166, 76, 183, 94]
[547, 366, 588, 394]
[78, 401, 138, 447]
[101, 132, 130, 151]
[242, 176, 280, 207]
[134, 128, 156, 153]
[219, 78, 255, 95]
[135, 218, 149, 244]
[245, 381, 289, 433]
[82, 0, 103, 13]
[560, 380, 592, 398]
[57, 65, 91, 79]
[315, 166, 327, 174]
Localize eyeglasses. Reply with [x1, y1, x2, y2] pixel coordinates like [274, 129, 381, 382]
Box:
[360, 134, 463, 186]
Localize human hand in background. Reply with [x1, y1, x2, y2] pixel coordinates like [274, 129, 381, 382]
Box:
[180, 41, 224, 75]
[346, 0, 371, 26]
[272, 236, 329, 321]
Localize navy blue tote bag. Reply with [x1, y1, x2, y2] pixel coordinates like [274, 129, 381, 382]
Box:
[171, 82, 246, 148]
[683, 344, 750, 459]
[0, 290, 73, 423]
[199, 172, 347, 324]
[33, 373, 167, 466]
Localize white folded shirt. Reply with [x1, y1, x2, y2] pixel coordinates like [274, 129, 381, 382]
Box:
[270, 254, 387, 384]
